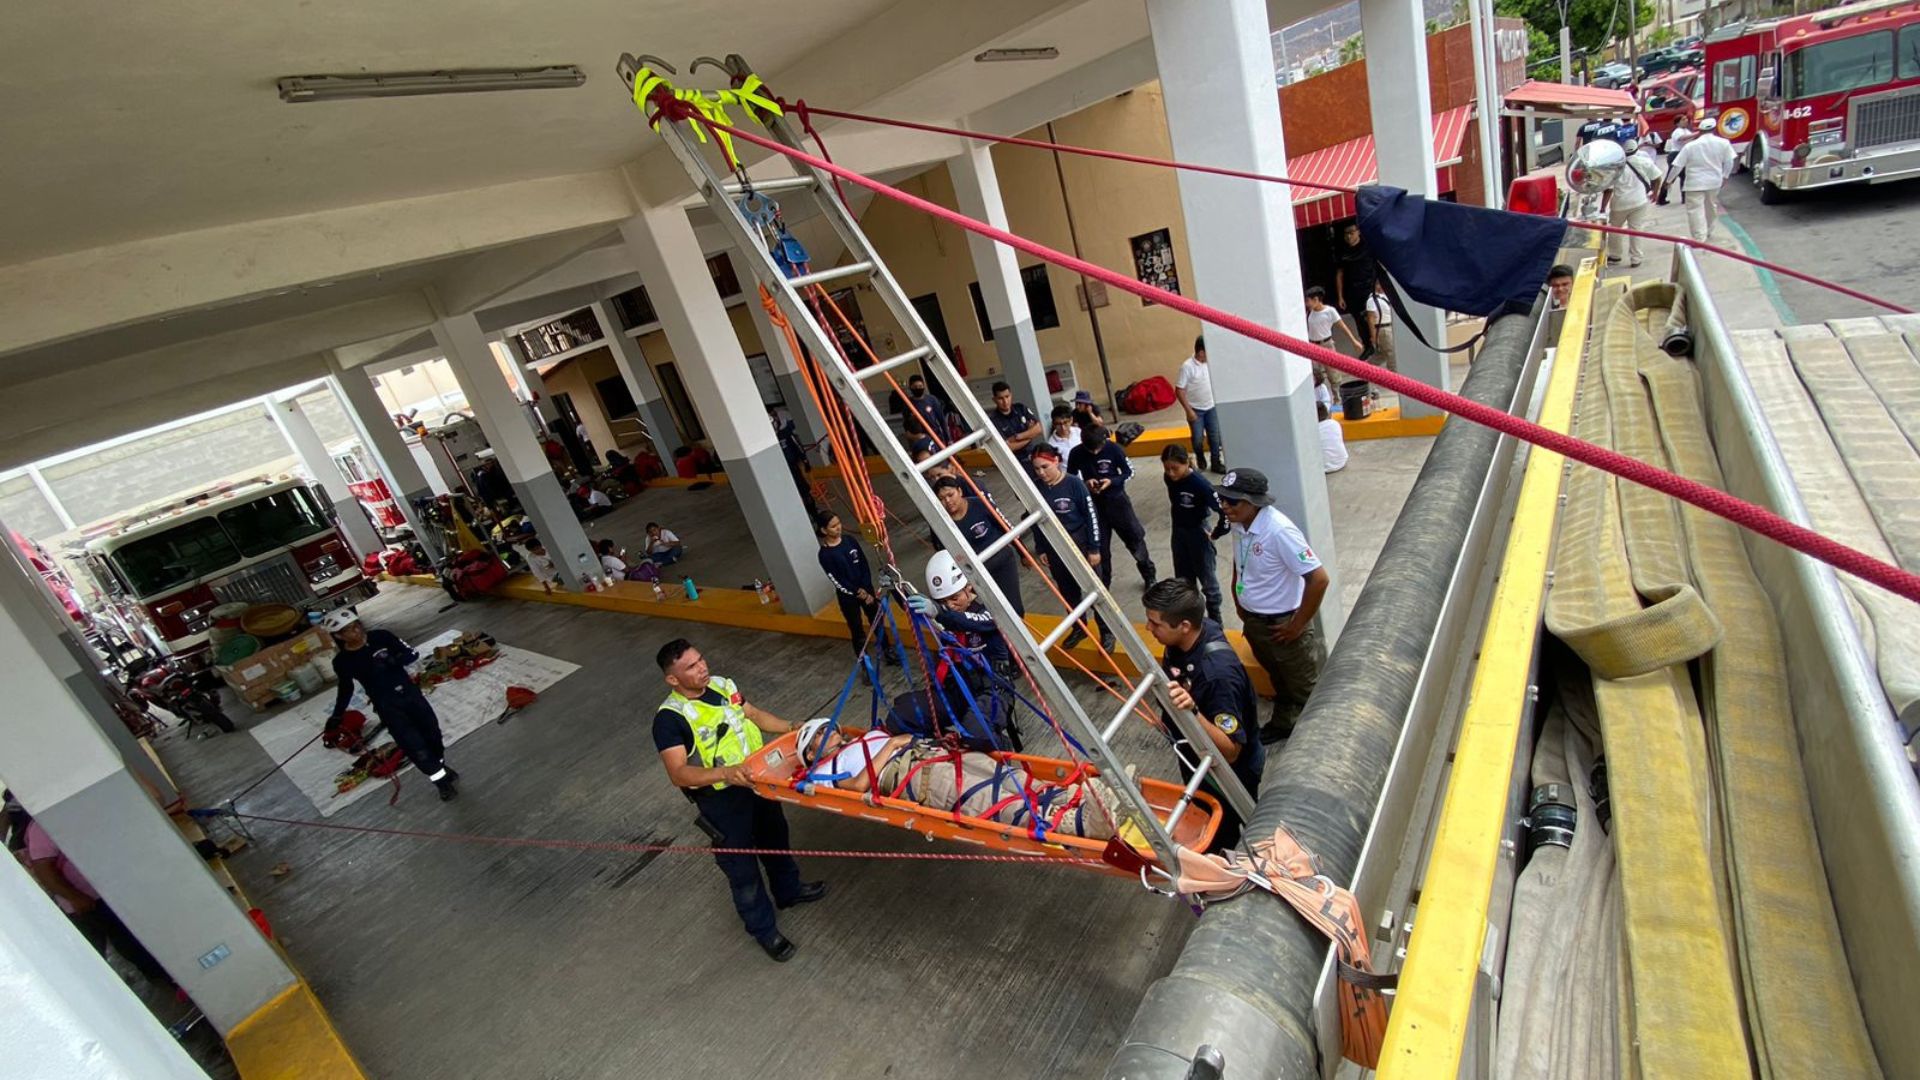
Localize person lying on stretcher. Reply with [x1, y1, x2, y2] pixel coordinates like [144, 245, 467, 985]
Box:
[794, 718, 1120, 840]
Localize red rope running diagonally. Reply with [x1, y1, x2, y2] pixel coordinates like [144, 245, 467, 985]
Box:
[656, 99, 1920, 605]
[787, 101, 1912, 317]
[230, 811, 1103, 868]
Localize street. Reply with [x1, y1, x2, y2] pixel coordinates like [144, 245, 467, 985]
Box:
[1716, 170, 1920, 323]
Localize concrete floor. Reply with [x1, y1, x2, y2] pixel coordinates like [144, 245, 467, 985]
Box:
[156, 422, 1438, 1079]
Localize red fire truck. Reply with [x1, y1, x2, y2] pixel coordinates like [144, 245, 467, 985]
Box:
[79, 475, 376, 661]
[1707, 0, 1920, 202]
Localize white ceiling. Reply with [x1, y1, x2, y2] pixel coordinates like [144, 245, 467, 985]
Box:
[0, 0, 1341, 464]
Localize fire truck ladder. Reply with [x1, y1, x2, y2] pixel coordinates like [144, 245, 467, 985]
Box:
[618, 53, 1256, 870]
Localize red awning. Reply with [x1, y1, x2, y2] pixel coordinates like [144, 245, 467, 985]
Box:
[1289, 104, 1473, 228]
[1502, 79, 1637, 113]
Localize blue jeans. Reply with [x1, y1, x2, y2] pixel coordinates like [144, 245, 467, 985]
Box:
[649, 545, 684, 566]
[1188, 408, 1223, 463]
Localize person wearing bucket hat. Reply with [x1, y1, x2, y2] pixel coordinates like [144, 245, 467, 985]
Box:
[1216, 469, 1330, 744]
[324, 608, 461, 801]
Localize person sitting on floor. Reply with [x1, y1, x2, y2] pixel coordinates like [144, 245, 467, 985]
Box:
[597, 538, 660, 582]
[645, 522, 684, 566]
[794, 719, 1120, 841]
[1318, 402, 1349, 473]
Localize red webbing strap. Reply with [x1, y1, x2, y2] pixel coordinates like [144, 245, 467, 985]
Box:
[784, 101, 1912, 316]
[660, 101, 1920, 606]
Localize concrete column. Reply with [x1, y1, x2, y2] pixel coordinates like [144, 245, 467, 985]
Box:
[266, 396, 382, 560]
[433, 314, 600, 590]
[499, 339, 560, 438]
[0, 548, 295, 1034]
[327, 362, 442, 564]
[1, 853, 205, 1078]
[619, 205, 836, 615]
[948, 145, 1051, 415]
[1362, 0, 1452, 418]
[728, 253, 830, 465]
[586, 298, 682, 466]
[1147, 0, 1343, 639]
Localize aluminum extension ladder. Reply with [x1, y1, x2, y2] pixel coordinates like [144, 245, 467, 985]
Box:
[617, 53, 1256, 869]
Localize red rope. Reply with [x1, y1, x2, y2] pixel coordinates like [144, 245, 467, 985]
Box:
[659, 100, 1920, 606]
[230, 811, 1099, 868]
[788, 101, 1912, 316]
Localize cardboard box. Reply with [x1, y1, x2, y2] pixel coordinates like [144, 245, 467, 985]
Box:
[219, 627, 335, 710]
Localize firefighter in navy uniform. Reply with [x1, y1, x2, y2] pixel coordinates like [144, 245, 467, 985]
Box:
[908, 551, 1022, 750]
[653, 638, 826, 962]
[323, 609, 460, 801]
[1067, 421, 1156, 587]
[1141, 579, 1265, 850]
[1029, 444, 1112, 651]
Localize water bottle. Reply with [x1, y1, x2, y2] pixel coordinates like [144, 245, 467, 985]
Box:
[682, 576, 699, 601]
[753, 578, 770, 604]
[652, 580, 667, 601]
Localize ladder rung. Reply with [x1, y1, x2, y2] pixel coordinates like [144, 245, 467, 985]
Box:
[1036, 594, 1102, 654]
[915, 430, 988, 474]
[722, 175, 817, 195]
[1102, 675, 1161, 742]
[1162, 756, 1215, 835]
[979, 512, 1043, 562]
[856, 345, 934, 382]
[787, 261, 874, 289]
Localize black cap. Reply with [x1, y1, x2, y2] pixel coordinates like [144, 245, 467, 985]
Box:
[1217, 468, 1274, 507]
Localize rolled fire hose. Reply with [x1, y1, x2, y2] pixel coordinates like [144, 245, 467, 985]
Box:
[1543, 285, 1880, 1077]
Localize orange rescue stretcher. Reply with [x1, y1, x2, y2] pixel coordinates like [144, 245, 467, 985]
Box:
[743, 728, 1223, 875]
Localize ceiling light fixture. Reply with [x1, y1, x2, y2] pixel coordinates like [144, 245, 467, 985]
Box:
[277, 66, 586, 103]
[974, 47, 1061, 63]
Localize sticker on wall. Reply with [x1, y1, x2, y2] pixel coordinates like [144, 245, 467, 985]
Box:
[1130, 228, 1180, 306]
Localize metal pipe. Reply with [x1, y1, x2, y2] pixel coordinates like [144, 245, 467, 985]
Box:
[1106, 308, 1539, 1079]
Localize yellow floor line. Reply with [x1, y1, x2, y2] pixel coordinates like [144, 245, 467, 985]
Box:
[1375, 260, 1594, 1076]
[390, 574, 1279, 697]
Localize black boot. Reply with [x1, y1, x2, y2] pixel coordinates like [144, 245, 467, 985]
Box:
[758, 932, 797, 962]
[1209, 457, 1227, 474]
[435, 778, 459, 801]
[777, 881, 829, 910]
[1139, 561, 1158, 584]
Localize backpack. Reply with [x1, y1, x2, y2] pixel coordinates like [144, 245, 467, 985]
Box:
[1120, 376, 1176, 414]
[880, 672, 1009, 753]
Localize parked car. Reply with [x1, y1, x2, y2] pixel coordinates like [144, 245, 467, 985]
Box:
[1673, 35, 1703, 51]
[1593, 61, 1634, 88]
[1638, 48, 1703, 79]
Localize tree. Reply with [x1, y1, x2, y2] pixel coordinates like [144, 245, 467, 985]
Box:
[1496, 0, 1655, 60]
[1339, 34, 1366, 67]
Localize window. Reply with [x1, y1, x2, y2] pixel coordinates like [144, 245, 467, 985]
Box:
[106, 519, 242, 598]
[610, 286, 657, 330]
[707, 254, 741, 299]
[967, 282, 994, 341]
[654, 362, 703, 442]
[1714, 56, 1756, 102]
[1900, 25, 1920, 79]
[1020, 264, 1060, 331]
[1788, 32, 1894, 99]
[217, 488, 332, 557]
[910, 293, 955, 357]
[594, 375, 638, 420]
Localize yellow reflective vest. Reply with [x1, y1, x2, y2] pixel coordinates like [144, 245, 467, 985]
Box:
[661, 676, 762, 790]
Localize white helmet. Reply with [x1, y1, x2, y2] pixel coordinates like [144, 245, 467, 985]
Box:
[926, 550, 968, 600]
[322, 608, 361, 633]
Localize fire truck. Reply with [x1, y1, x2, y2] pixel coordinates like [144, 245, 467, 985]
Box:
[79, 475, 376, 661]
[1705, 0, 1920, 202]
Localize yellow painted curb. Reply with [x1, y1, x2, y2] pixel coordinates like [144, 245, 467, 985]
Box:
[1375, 258, 1594, 1077]
[226, 980, 368, 1080]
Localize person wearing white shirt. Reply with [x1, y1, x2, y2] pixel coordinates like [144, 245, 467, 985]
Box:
[1305, 285, 1364, 391]
[645, 522, 684, 566]
[1667, 117, 1739, 242]
[1045, 404, 1082, 461]
[1217, 468, 1330, 742]
[1318, 403, 1349, 473]
[1175, 334, 1226, 474]
[1314, 371, 1335, 413]
[1364, 282, 1396, 372]
[1602, 137, 1662, 267]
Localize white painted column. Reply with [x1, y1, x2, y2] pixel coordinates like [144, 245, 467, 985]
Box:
[433, 313, 600, 590]
[619, 205, 836, 615]
[586, 298, 684, 466]
[728, 252, 830, 464]
[266, 396, 382, 560]
[327, 361, 442, 564]
[1362, 0, 1453, 417]
[1146, 0, 1343, 639]
[0, 547, 295, 1035]
[948, 144, 1051, 416]
[1466, 0, 1504, 205]
[0, 853, 206, 1078]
